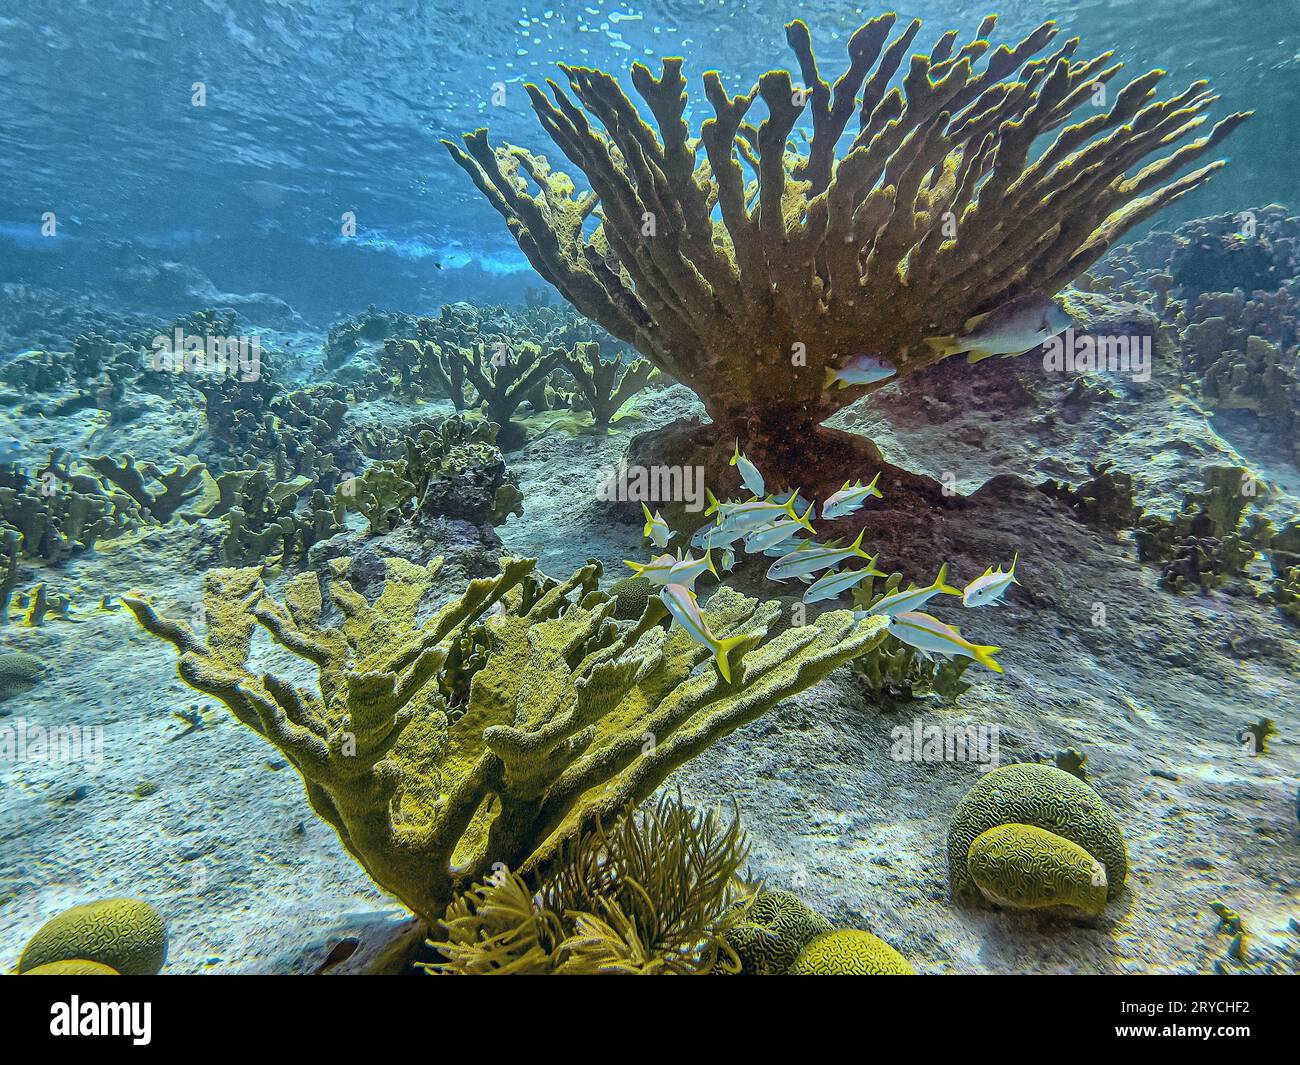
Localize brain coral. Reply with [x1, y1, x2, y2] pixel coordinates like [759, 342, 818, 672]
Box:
[716, 889, 834, 975]
[607, 573, 654, 621]
[22, 959, 120, 975]
[18, 899, 167, 976]
[787, 929, 915, 975]
[0, 649, 46, 700]
[966, 823, 1109, 915]
[947, 763, 1127, 900]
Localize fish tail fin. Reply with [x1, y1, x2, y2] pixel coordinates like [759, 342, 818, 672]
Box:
[925, 335, 962, 358]
[935, 562, 962, 597]
[850, 528, 872, 559]
[713, 634, 748, 684]
[797, 500, 817, 531]
[624, 559, 646, 576]
[823, 366, 836, 389]
[730, 439, 741, 467]
[1010, 551, 1020, 581]
[867, 471, 884, 498]
[972, 643, 1003, 673]
[704, 547, 718, 579]
[705, 488, 720, 517]
[641, 502, 654, 537]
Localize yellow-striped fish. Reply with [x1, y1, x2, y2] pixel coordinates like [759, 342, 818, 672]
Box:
[658, 582, 747, 683]
[641, 503, 675, 549]
[887, 611, 1002, 672]
[865, 564, 961, 617]
[962, 553, 1019, 607]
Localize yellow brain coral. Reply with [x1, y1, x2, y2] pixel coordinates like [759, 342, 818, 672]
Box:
[18, 899, 167, 976]
[22, 959, 121, 975]
[966, 823, 1109, 915]
[947, 762, 1127, 901]
[787, 929, 915, 975]
[716, 889, 834, 975]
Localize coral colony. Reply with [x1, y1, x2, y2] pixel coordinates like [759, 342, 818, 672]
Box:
[3, 4, 1298, 989]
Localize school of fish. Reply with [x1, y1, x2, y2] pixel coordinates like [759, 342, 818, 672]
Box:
[627, 442, 1017, 681]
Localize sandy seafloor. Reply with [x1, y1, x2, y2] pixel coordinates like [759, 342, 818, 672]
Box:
[1, 306, 1297, 975]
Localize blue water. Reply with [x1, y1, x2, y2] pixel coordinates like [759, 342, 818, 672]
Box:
[2, 0, 1297, 317]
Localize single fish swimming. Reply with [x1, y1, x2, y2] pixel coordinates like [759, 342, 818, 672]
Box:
[623, 552, 678, 586]
[707, 490, 815, 537]
[821, 473, 883, 520]
[963, 553, 1019, 607]
[641, 503, 675, 549]
[667, 548, 718, 590]
[887, 611, 1003, 672]
[691, 521, 746, 551]
[924, 294, 1072, 364]
[824, 354, 897, 390]
[658, 582, 747, 683]
[802, 559, 886, 604]
[766, 530, 877, 583]
[865, 563, 962, 617]
[730, 440, 766, 498]
[743, 507, 816, 554]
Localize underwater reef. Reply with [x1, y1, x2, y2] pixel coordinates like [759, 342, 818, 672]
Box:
[446, 13, 1249, 509]
[2, 12, 1298, 982]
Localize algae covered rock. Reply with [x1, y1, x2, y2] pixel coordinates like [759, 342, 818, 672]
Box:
[966, 823, 1109, 915]
[947, 763, 1127, 903]
[18, 898, 167, 975]
[715, 889, 833, 975]
[787, 929, 915, 975]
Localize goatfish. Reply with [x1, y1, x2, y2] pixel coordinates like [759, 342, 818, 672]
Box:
[887, 611, 1003, 672]
[766, 530, 878, 583]
[659, 582, 747, 683]
[821, 473, 883, 520]
[963, 553, 1018, 607]
[802, 560, 886, 604]
[924, 294, 1072, 364]
[743, 507, 816, 554]
[730, 440, 766, 498]
[865, 563, 962, 617]
[641, 503, 675, 549]
[707, 490, 815, 536]
[824, 354, 896, 390]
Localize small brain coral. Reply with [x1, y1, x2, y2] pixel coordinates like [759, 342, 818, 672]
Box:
[23, 959, 121, 975]
[715, 889, 833, 975]
[18, 899, 167, 976]
[607, 573, 654, 621]
[787, 929, 915, 975]
[966, 824, 1109, 915]
[947, 763, 1127, 905]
